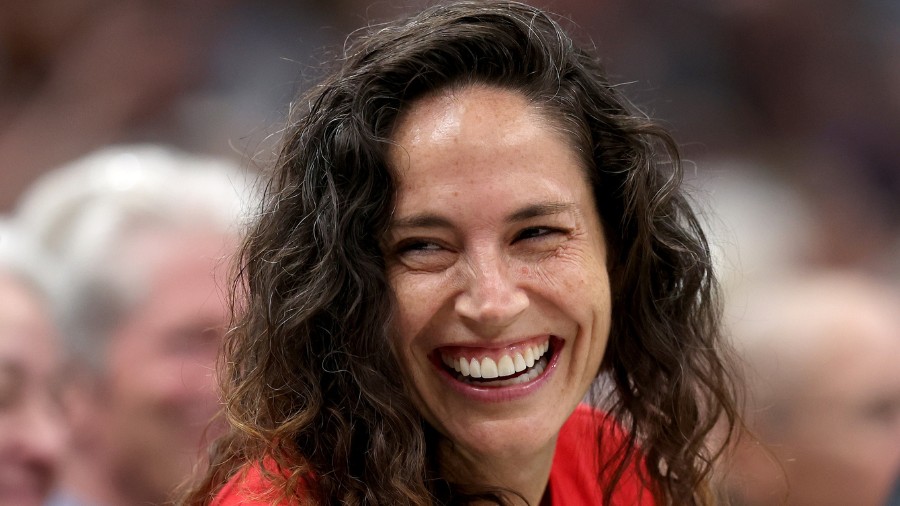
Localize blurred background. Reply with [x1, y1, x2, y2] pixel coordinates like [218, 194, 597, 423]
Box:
[2, 0, 899, 277]
[1, 0, 898, 505]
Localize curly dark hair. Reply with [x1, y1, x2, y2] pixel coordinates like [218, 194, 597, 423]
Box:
[182, 1, 741, 505]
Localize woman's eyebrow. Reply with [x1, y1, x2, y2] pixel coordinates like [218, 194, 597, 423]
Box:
[390, 202, 577, 229]
[390, 213, 454, 230]
[506, 201, 576, 223]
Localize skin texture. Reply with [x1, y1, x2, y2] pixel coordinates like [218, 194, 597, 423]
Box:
[67, 229, 232, 505]
[384, 85, 612, 504]
[0, 274, 67, 506]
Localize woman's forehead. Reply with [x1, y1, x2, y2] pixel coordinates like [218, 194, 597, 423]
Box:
[393, 86, 539, 140]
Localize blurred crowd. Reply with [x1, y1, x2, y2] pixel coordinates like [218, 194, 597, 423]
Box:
[0, 0, 898, 505]
[2, 146, 251, 506]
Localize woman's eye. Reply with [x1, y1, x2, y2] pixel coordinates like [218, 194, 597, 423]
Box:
[515, 227, 557, 241]
[397, 240, 442, 253]
[391, 239, 456, 271]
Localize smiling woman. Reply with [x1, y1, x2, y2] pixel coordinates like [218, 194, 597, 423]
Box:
[181, 1, 741, 505]
[384, 88, 614, 499]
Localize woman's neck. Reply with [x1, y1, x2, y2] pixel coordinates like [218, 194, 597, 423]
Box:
[437, 435, 558, 505]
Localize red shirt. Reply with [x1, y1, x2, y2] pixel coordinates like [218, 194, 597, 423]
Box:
[212, 404, 654, 505]
[547, 404, 653, 505]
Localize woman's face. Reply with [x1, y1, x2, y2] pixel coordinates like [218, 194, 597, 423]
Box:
[384, 85, 612, 464]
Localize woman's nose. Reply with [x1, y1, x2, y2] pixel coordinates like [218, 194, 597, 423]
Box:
[454, 250, 528, 330]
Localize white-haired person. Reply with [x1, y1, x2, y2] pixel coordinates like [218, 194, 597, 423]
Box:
[722, 270, 900, 506]
[0, 221, 68, 506]
[15, 145, 254, 506]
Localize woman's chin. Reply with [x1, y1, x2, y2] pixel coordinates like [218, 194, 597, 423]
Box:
[435, 407, 565, 468]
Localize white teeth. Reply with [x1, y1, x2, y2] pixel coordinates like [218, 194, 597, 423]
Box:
[440, 339, 552, 383]
[480, 357, 499, 379]
[469, 358, 481, 378]
[532, 341, 548, 361]
[458, 357, 470, 376]
[513, 353, 526, 373]
[458, 355, 548, 387]
[497, 355, 515, 377]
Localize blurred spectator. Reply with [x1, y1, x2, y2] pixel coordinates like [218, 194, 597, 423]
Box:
[0, 221, 68, 506]
[721, 270, 900, 506]
[14, 146, 254, 506]
[693, 160, 817, 294]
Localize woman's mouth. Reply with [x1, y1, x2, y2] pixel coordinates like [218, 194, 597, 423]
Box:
[435, 337, 557, 388]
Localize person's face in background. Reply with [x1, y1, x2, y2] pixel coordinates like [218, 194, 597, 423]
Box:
[96, 228, 232, 503]
[725, 280, 900, 506]
[385, 86, 611, 473]
[773, 302, 900, 506]
[0, 273, 67, 506]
